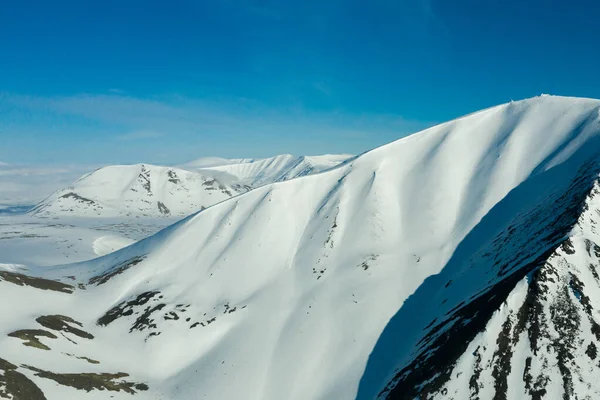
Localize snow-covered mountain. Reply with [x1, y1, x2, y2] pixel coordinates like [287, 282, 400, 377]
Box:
[191, 153, 354, 187]
[30, 155, 352, 218]
[179, 156, 256, 169]
[3, 96, 600, 400]
[31, 164, 246, 218]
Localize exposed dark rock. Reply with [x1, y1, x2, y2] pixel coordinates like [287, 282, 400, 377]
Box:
[164, 311, 179, 321]
[64, 353, 100, 364]
[96, 290, 166, 340]
[0, 270, 74, 293]
[0, 358, 46, 400]
[59, 192, 96, 206]
[167, 170, 180, 184]
[379, 163, 600, 399]
[130, 303, 166, 332]
[88, 256, 146, 286]
[491, 316, 513, 400]
[469, 346, 483, 399]
[586, 342, 597, 360]
[157, 201, 170, 215]
[8, 329, 57, 350]
[25, 365, 148, 394]
[138, 166, 152, 194]
[36, 315, 94, 339]
[560, 239, 576, 255]
[97, 291, 160, 326]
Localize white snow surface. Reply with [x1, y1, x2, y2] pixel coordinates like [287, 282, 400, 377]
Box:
[179, 156, 257, 169]
[0, 214, 174, 266]
[93, 235, 136, 257]
[31, 164, 244, 218]
[30, 154, 351, 219]
[195, 153, 354, 187]
[2, 96, 600, 399]
[424, 177, 600, 400]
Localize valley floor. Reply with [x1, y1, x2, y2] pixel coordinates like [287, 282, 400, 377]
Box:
[0, 211, 174, 267]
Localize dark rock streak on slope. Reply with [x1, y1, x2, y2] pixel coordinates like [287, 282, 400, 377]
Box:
[369, 157, 600, 399]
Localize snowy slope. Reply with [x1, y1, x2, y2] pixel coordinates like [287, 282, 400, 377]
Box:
[360, 154, 600, 400]
[194, 153, 354, 187]
[31, 164, 246, 218]
[180, 156, 256, 169]
[2, 96, 600, 400]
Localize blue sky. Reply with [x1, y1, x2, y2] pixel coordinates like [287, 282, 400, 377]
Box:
[1, 0, 599, 164]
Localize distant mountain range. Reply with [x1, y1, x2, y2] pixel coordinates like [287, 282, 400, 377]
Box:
[3, 96, 600, 399]
[30, 164, 244, 218]
[32, 154, 353, 217]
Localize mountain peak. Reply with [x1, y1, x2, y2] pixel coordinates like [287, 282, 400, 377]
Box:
[30, 163, 244, 218]
[4, 99, 600, 399]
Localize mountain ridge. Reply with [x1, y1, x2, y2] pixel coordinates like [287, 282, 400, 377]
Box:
[30, 163, 245, 218]
[2, 95, 600, 399]
[360, 152, 600, 399]
[194, 153, 354, 187]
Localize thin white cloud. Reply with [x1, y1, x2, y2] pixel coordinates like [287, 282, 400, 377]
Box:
[0, 163, 98, 205]
[1, 92, 436, 167]
[0, 92, 437, 203]
[313, 82, 332, 96]
[5, 92, 432, 141]
[117, 130, 165, 141]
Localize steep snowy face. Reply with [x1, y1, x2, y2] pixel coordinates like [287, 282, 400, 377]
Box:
[196, 153, 354, 187]
[30, 164, 246, 218]
[440, 182, 600, 400]
[360, 159, 600, 400]
[2, 96, 600, 400]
